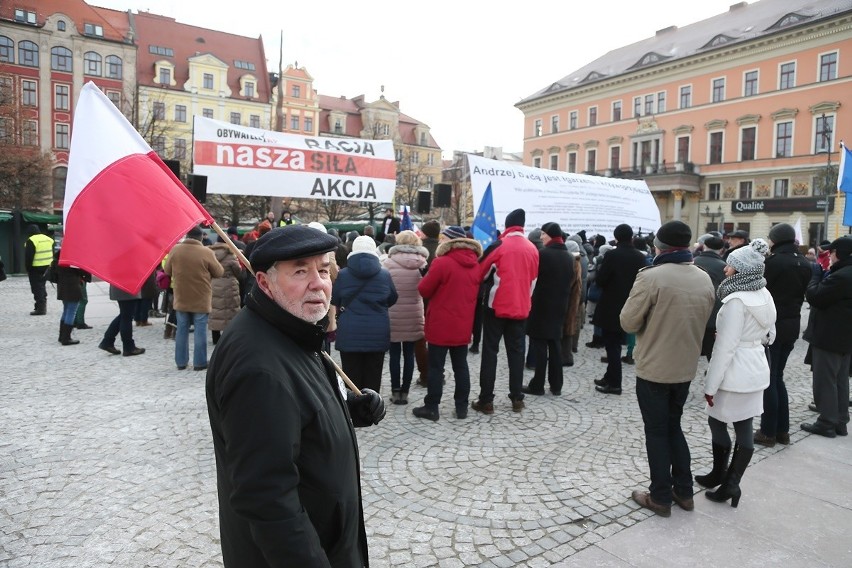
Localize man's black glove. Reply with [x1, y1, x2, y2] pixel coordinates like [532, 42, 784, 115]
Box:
[347, 388, 386, 427]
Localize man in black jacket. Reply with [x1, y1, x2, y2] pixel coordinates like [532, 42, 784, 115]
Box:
[754, 223, 812, 446]
[693, 236, 727, 360]
[206, 225, 386, 567]
[801, 236, 852, 438]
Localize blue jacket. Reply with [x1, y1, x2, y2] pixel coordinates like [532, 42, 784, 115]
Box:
[332, 252, 398, 352]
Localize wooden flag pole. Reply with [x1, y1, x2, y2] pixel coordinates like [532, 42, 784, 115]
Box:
[207, 222, 362, 395]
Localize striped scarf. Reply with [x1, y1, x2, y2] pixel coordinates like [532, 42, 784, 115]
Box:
[717, 271, 766, 300]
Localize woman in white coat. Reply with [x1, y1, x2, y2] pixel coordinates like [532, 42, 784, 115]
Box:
[695, 240, 776, 507]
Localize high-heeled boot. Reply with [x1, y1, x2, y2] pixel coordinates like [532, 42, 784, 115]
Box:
[705, 445, 753, 508]
[695, 442, 732, 488]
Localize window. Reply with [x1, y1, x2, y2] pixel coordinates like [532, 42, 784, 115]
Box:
[291, 115, 299, 130]
[153, 102, 165, 120]
[84, 52, 102, 76]
[19, 41, 38, 67]
[679, 85, 691, 109]
[0, 36, 13, 63]
[51, 47, 72, 72]
[230, 112, 241, 125]
[633, 96, 642, 117]
[203, 73, 213, 89]
[106, 91, 120, 107]
[820, 52, 838, 82]
[712, 78, 725, 102]
[0, 117, 10, 143]
[55, 84, 70, 111]
[244, 81, 255, 98]
[57, 20, 66, 31]
[84, 23, 104, 37]
[551, 115, 559, 133]
[774, 179, 789, 198]
[534, 119, 542, 137]
[775, 121, 793, 157]
[708, 182, 721, 201]
[610, 146, 620, 171]
[550, 154, 558, 170]
[533, 157, 542, 169]
[656, 91, 666, 114]
[148, 45, 174, 57]
[174, 138, 187, 160]
[152, 136, 166, 157]
[174, 105, 187, 122]
[586, 149, 597, 173]
[815, 115, 834, 153]
[569, 111, 577, 130]
[234, 60, 256, 71]
[203, 108, 213, 119]
[105, 55, 122, 79]
[22, 120, 37, 146]
[741, 127, 756, 161]
[779, 62, 796, 89]
[739, 181, 753, 199]
[15, 9, 36, 24]
[644, 94, 654, 115]
[411, 151, 420, 165]
[589, 107, 597, 127]
[55, 124, 70, 149]
[568, 152, 577, 173]
[709, 132, 723, 164]
[427, 153, 435, 166]
[22, 80, 37, 107]
[612, 101, 622, 121]
[159, 67, 170, 85]
[304, 116, 313, 132]
[333, 119, 343, 134]
[291, 85, 301, 98]
[677, 136, 690, 164]
[744, 71, 758, 96]
[250, 115, 260, 128]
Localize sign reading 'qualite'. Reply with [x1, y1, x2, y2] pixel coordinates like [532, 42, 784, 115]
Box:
[192, 116, 396, 201]
[731, 197, 834, 214]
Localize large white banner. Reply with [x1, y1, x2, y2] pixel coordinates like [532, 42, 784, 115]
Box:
[192, 116, 396, 201]
[468, 155, 661, 241]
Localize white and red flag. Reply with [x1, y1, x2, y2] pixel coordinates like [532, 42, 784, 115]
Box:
[60, 82, 212, 293]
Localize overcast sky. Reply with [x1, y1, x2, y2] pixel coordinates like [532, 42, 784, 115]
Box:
[93, 0, 743, 157]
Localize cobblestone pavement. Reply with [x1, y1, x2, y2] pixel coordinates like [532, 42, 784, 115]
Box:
[0, 276, 821, 567]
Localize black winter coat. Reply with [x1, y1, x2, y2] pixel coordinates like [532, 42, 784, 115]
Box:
[694, 251, 726, 330]
[592, 243, 647, 332]
[207, 289, 368, 568]
[527, 242, 574, 339]
[803, 256, 852, 355]
[56, 266, 89, 302]
[765, 242, 812, 343]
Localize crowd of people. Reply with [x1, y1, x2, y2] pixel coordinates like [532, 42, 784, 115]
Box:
[20, 210, 852, 565]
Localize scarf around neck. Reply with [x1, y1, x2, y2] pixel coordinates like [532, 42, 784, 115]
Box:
[652, 248, 693, 266]
[717, 271, 766, 300]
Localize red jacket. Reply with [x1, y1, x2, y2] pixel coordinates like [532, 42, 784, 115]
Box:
[479, 227, 540, 320]
[419, 238, 483, 346]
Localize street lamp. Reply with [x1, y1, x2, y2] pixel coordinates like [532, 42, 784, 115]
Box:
[819, 113, 833, 243]
[704, 205, 724, 232]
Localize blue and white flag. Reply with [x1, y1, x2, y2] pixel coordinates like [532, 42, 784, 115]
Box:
[400, 205, 414, 232]
[472, 182, 499, 248]
[839, 143, 852, 226]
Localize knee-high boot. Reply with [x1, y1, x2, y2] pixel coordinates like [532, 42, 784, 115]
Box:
[705, 445, 753, 508]
[694, 442, 732, 488]
[59, 322, 80, 346]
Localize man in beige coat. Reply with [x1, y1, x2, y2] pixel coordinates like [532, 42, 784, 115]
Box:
[620, 221, 715, 517]
[164, 226, 224, 371]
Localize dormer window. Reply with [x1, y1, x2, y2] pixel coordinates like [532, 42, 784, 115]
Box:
[629, 52, 671, 70]
[581, 71, 606, 83]
[154, 61, 175, 87]
[766, 12, 813, 31]
[84, 23, 104, 37]
[239, 75, 257, 98]
[702, 34, 735, 49]
[57, 20, 66, 31]
[15, 9, 36, 24]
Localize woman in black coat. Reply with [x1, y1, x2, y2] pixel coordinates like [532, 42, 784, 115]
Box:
[56, 265, 88, 345]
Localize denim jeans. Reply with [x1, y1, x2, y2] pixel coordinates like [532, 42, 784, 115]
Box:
[478, 308, 525, 403]
[635, 377, 692, 506]
[424, 344, 470, 411]
[760, 341, 794, 437]
[176, 311, 209, 368]
[389, 341, 415, 392]
[102, 299, 136, 352]
[60, 301, 79, 325]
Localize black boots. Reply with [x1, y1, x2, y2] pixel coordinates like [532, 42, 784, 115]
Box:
[695, 442, 731, 488]
[705, 445, 754, 508]
[59, 322, 80, 346]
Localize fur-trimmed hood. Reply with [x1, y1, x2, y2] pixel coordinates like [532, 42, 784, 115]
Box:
[436, 237, 482, 258]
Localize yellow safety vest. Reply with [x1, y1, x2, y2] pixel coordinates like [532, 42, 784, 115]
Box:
[28, 234, 54, 267]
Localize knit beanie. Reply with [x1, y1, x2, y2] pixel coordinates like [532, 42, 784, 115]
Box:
[348, 235, 378, 258]
[542, 222, 564, 239]
[768, 223, 796, 245]
[421, 220, 441, 239]
[727, 242, 766, 274]
[654, 220, 691, 250]
[505, 208, 525, 229]
[565, 240, 580, 255]
[186, 225, 204, 240]
[703, 236, 724, 251]
[442, 225, 466, 240]
[829, 236, 852, 260]
[528, 228, 543, 244]
[613, 223, 633, 243]
[751, 238, 770, 257]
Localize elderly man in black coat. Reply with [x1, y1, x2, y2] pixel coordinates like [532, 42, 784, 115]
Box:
[693, 236, 727, 360]
[593, 224, 648, 395]
[523, 222, 575, 396]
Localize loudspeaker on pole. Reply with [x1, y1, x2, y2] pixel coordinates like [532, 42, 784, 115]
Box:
[187, 174, 208, 203]
[416, 190, 431, 214]
[433, 183, 452, 208]
[163, 159, 181, 179]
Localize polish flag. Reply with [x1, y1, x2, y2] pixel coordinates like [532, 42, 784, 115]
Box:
[60, 82, 212, 293]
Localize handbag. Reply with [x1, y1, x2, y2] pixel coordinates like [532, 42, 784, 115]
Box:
[155, 269, 171, 290]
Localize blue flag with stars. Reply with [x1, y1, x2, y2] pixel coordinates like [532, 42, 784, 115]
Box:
[400, 205, 414, 232]
[472, 182, 499, 248]
[839, 143, 852, 227]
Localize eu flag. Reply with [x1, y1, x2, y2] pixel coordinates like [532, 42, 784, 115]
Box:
[839, 143, 852, 226]
[472, 182, 499, 248]
[400, 206, 414, 232]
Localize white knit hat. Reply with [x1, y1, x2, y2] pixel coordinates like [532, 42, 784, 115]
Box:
[727, 243, 765, 274]
[348, 235, 378, 258]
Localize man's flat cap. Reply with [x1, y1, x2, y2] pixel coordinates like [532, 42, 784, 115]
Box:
[250, 225, 339, 272]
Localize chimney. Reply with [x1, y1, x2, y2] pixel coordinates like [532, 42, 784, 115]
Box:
[729, 2, 748, 11]
[656, 25, 677, 36]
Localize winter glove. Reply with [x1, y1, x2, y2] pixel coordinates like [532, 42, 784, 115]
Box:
[704, 394, 714, 407]
[347, 388, 386, 427]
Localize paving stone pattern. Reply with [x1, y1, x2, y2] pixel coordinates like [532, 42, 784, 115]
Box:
[0, 276, 817, 566]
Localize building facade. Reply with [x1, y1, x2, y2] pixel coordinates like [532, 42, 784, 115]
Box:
[517, 0, 851, 245]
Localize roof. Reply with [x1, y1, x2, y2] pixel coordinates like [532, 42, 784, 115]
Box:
[0, 0, 129, 43]
[519, 0, 852, 105]
[131, 11, 270, 103]
[317, 94, 440, 148]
